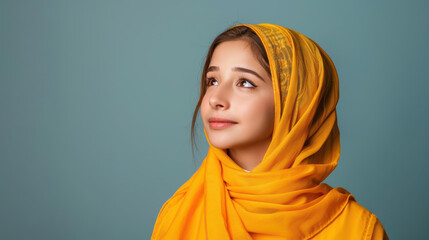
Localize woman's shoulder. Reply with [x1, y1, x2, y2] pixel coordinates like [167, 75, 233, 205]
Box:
[311, 197, 389, 240]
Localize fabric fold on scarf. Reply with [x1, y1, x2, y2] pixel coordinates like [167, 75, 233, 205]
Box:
[151, 23, 354, 240]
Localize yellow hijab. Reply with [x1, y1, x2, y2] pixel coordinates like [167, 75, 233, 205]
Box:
[151, 23, 354, 239]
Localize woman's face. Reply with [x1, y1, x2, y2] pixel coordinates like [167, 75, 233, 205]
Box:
[201, 40, 275, 150]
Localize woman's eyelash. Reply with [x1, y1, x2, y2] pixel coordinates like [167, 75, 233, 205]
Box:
[206, 77, 217, 86]
[238, 79, 256, 88]
[205, 77, 257, 88]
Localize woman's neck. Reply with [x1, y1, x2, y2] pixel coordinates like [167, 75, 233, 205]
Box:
[227, 137, 272, 171]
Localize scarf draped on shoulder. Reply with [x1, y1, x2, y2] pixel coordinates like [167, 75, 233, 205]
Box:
[151, 23, 354, 240]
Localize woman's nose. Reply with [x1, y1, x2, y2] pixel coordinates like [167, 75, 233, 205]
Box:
[209, 86, 230, 110]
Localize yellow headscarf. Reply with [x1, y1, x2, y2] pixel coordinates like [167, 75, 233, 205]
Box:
[151, 23, 354, 239]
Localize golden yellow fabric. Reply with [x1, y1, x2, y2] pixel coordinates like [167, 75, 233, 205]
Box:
[151, 23, 389, 239]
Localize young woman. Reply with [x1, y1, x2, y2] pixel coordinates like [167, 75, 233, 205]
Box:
[151, 23, 389, 240]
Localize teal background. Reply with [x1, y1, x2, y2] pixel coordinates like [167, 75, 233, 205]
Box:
[1, 0, 428, 239]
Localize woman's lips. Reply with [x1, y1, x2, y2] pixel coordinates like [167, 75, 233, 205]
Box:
[208, 117, 237, 130]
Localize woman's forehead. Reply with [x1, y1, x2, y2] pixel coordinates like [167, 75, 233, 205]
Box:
[209, 40, 268, 76]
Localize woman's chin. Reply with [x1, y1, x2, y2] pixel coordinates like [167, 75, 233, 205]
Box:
[210, 142, 232, 150]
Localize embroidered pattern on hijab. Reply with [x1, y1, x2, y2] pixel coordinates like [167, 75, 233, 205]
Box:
[151, 23, 354, 240]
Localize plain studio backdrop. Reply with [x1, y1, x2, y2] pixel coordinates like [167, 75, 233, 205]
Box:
[1, 0, 428, 239]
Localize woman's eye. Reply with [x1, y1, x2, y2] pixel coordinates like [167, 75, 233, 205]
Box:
[238, 79, 256, 88]
[206, 77, 218, 86]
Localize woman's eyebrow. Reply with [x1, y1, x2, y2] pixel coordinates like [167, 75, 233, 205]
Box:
[207, 66, 265, 82]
